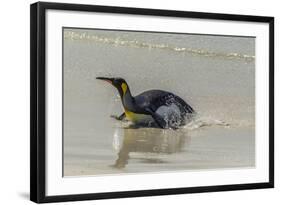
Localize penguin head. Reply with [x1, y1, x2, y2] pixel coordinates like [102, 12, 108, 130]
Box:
[96, 77, 129, 96]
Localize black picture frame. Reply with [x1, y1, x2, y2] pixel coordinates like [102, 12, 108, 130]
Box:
[30, 2, 274, 203]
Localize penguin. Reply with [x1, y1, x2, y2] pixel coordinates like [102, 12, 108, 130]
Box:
[96, 77, 195, 129]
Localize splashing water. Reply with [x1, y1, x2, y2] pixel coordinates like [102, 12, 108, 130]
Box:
[184, 116, 230, 130]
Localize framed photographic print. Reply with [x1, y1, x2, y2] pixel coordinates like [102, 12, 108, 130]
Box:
[30, 2, 274, 203]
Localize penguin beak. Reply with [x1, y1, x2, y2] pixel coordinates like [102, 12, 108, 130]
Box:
[96, 77, 113, 84]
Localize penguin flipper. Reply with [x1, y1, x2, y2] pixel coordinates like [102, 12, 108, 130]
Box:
[145, 108, 167, 129]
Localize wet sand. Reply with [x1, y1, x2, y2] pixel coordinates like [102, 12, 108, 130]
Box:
[64, 125, 254, 176]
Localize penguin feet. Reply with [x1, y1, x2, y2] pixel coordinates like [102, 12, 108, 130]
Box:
[110, 113, 126, 121]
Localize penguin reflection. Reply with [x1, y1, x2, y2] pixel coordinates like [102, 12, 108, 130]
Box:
[112, 126, 190, 168]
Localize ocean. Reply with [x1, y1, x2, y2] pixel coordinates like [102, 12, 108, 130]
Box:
[63, 28, 255, 176]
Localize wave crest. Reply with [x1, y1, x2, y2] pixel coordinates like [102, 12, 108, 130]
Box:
[64, 31, 255, 62]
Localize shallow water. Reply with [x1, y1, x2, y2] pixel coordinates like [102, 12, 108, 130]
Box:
[63, 29, 255, 176]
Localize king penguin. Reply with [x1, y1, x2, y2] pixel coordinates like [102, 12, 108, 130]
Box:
[96, 77, 195, 129]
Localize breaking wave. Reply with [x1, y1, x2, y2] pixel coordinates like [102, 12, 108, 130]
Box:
[64, 31, 255, 62]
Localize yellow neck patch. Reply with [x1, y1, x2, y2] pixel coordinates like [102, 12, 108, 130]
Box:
[121, 83, 127, 94]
